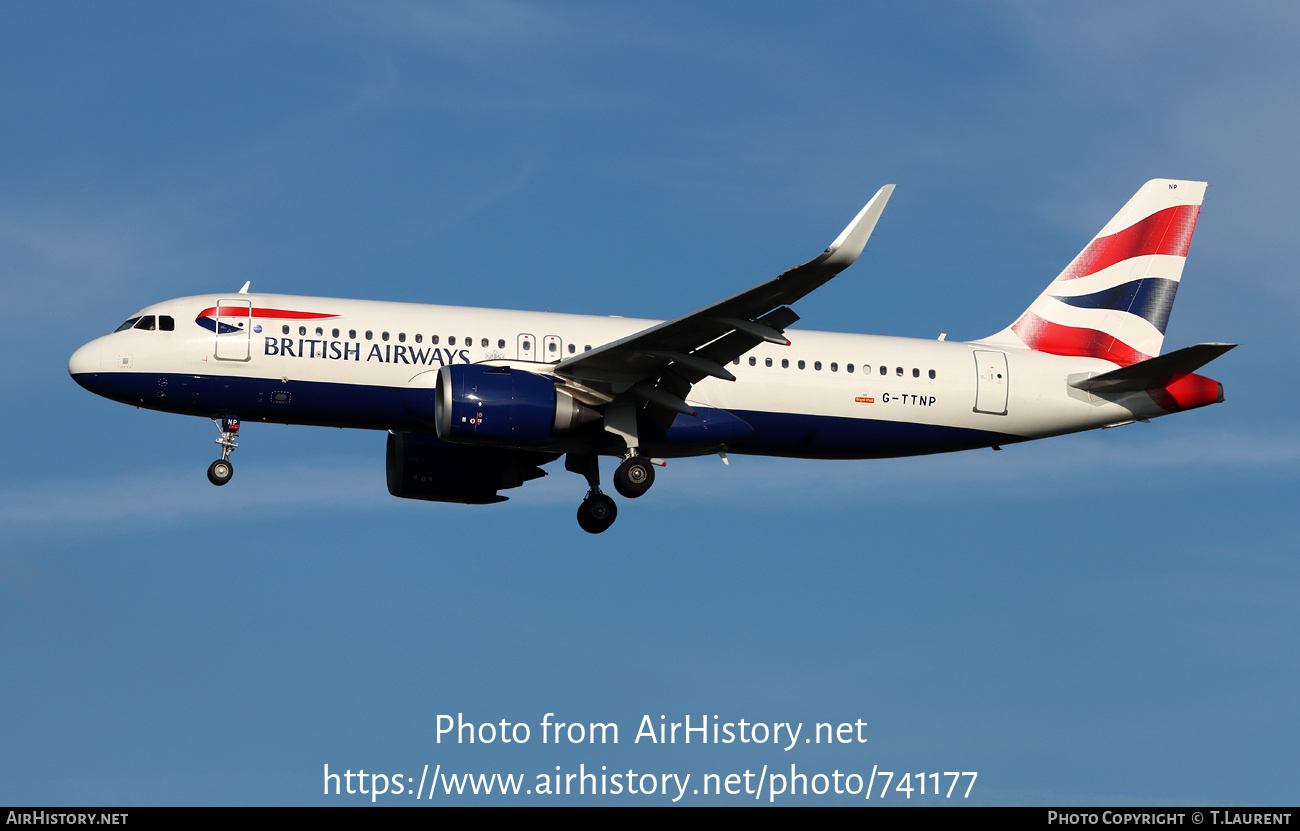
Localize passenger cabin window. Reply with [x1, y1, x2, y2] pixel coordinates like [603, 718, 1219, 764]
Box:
[415, 334, 422, 343]
[282, 325, 290, 335]
[398, 333, 406, 343]
[431, 335, 439, 344]
[382, 331, 389, 341]
[299, 326, 307, 336]
[333, 328, 340, 338]
[482, 338, 489, 348]
[449, 336, 456, 346]
[929, 370, 936, 379]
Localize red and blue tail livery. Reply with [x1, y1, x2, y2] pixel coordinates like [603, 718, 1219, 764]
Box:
[988, 179, 1205, 366]
[70, 179, 1233, 533]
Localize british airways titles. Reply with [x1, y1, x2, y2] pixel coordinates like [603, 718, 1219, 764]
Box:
[262, 336, 471, 366]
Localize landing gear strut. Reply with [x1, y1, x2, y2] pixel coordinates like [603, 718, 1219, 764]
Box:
[602, 399, 659, 504]
[207, 415, 240, 486]
[567, 453, 619, 534]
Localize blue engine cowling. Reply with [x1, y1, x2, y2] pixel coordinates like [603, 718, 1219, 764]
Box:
[432, 364, 594, 446]
[385, 431, 554, 504]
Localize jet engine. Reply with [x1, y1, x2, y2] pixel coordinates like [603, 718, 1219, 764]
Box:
[385, 431, 554, 504]
[432, 364, 597, 446]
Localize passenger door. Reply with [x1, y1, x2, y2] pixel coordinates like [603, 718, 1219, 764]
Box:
[214, 299, 251, 361]
[973, 350, 1008, 415]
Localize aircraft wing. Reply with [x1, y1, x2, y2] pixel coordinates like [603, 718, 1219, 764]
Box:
[553, 185, 894, 422]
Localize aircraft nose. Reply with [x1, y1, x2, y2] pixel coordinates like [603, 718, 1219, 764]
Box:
[68, 339, 103, 381]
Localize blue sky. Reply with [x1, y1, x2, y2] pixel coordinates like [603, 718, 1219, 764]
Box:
[2, 2, 1297, 805]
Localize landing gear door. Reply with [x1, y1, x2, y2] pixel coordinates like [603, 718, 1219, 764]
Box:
[214, 299, 252, 361]
[973, 350, 1008, 415]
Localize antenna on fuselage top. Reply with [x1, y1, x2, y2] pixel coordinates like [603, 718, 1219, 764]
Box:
[238, 281, 251, 294]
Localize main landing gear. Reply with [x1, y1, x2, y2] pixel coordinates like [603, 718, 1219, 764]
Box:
[613, 455, 655, 498]
[576, 491, 617, 534]
[567, 452, 660, 534]
[207, 416, 240, 486]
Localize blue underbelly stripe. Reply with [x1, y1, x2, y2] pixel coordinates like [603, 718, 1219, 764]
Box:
[71, 372, 1018, 459]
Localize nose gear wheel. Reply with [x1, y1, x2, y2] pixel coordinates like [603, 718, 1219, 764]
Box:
[208, 416, 241, 486]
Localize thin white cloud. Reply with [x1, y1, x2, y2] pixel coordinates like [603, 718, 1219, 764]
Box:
[1, 461, 395, 535]
[635, 423, 1300, 508]
[0, 207, 186, 324]
[995, 4, 1300, 251]
[343, 0, 583, 61]
[7, 423, 1294, 537]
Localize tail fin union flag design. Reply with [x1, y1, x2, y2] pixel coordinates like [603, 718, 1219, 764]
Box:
[995, 184, 1203, 370]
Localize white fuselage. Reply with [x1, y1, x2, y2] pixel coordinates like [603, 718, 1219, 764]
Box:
[69, 292, 1168, 460]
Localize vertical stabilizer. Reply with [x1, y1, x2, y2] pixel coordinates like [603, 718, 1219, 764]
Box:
[981, 179, 1206, 366]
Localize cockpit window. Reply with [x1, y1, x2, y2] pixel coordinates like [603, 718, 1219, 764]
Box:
[133, 315, 157, 331]
[114, 317, 141, 333]
[159, 316, 174, 331]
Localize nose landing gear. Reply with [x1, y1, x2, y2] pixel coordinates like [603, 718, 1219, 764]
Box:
[207, 458, 233, 486]
[207, 416, 240, 486]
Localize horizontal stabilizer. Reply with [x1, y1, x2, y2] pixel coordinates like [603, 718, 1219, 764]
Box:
[1069, 343, 1236, 393]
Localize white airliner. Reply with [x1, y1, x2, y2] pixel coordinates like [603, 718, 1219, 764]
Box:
[70, 179, 1232, 532]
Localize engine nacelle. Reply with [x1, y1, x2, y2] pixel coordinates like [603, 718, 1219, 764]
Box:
[385, 431, 552, 504]
[433, 364, 595, 446]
